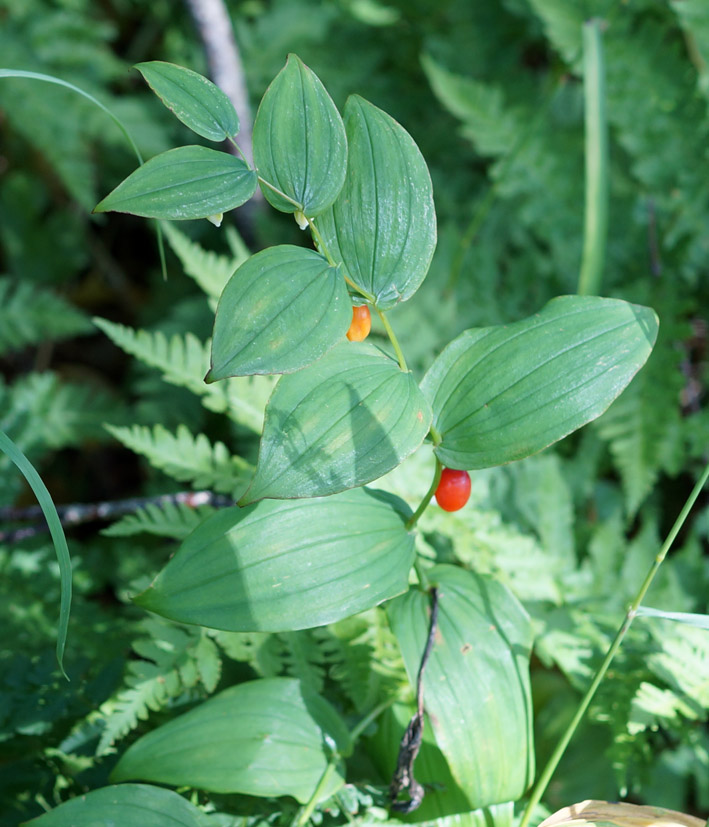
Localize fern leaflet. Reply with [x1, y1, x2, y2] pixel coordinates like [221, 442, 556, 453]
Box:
[105, 423, 250, 496]
[94, 317, 275, 432]
[96, 617, 221, 754]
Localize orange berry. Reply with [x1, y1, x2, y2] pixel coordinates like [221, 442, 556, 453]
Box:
[435, 468, 471, 512]
[346, 304, 371, 342]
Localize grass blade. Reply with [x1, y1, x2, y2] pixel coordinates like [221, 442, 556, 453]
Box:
[0, 429, 72, 679]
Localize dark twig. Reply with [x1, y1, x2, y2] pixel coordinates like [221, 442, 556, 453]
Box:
[389, 586, 439, 813]
[0, 490, 232, 544]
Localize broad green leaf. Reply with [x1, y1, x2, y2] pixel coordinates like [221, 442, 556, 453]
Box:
[421, 296, 658, 470]
[111, 678, 351, 803]
[94, 146, 257, 220]
[387, 566, 534, 808]
[136, 61, 240, 141]
[317, 95, 436, 309]
[240, 342, 432, 502]
[23, 783, 208, 826]
[135, 487, 414, 631]
[208, 245, 350, 379]
[253, 53, 347, 215]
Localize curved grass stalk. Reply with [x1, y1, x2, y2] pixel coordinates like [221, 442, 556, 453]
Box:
[518, 460, 709, 827]
[0, 429, 72, 680]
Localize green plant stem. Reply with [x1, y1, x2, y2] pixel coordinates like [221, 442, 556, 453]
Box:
[577, 19, 609, 296]
[349, 697, 396, 742]
[307, 217, 339, 268]
[256, 175, 304, 210]
[295, 700, 394, 826]
[406, 455, 443, 531]
[0, 429, 72, 680]
[518, 460, 709, 827]
[375, 308, 408, 372]
[294, 754, 340, 827]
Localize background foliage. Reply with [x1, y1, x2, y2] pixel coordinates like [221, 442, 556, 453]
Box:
[1, 0, 709, 823]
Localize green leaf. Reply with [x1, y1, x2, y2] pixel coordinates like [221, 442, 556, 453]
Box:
[387, 566, 534, 808]
[253, 53, 347, 215]
[136, 61, 240, 141]
[636, 607, 709, 629]
[208, 245, 351, 379]
[317, 95, 436, 309]
[94, 146, 257, 220]
[22, 783, 208, 826]
[110, 678, 351, 803]
[240, 342, 432, 502]
[0, 429, 71, 679]
[135, 487, 414, 632]
[421, 296, 658, 470]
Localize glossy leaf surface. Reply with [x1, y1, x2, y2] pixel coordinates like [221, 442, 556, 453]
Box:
[387, 565, 534, 807]
[208, 245, 350, 379]
[24, 783, 208, 826]
[421, 296, 658, 469]
[317, 95, 436, 309]
[240, 342, 432, 502]
[94, 146, 257, 220]
[111, 678, 351, 803]
[136, 61, 239, 141]
[253, 54, 347, 215]
[135, 488, 415, 631]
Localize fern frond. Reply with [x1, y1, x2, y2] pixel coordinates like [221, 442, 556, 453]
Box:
[96, 617, 221, 754]
[0, 372, 119, 504]
[279, 632, 327, 693]
[319, 608, 407, 713]
[421, 55, 518, 156]
[105, 423, 250, 496]
[93, 317, 275, 432]
[595, 309, 687, 516]
[0, 277, 92, 355]
[101, 498, 217, 539]
[161, 222, 248, 305]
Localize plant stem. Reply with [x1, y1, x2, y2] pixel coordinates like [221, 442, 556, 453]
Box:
[577, 18, 609, 296]
[518, 460, 709, 827]
[294, 755, 340, 827]
[349, 697, 396, 742]
[375, 308, 408, 372]
[228, 136, 250, 165]
[256, 174, 304, 210]
[406, 455, 443, 531]
[306, 217, 338, 268]
[294, 699, 395, 827]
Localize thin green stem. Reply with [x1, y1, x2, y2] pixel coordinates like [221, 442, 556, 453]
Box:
[294, 699, 395, 827]
[257, 175, 304, 210]
[307, 217, 338, 268]
[294, 755, 340, 827]
[349, 697, 396, 742]
[406, 455, 443, 531]
[228, 136, 250, 165]
[375, 308, 407, 372]
[518, 460, 709, 827]
[577, 19, 609, 296]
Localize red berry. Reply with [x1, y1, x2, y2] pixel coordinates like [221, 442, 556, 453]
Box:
[346, 305, 371, 342]
[435, 468, 471, 512]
